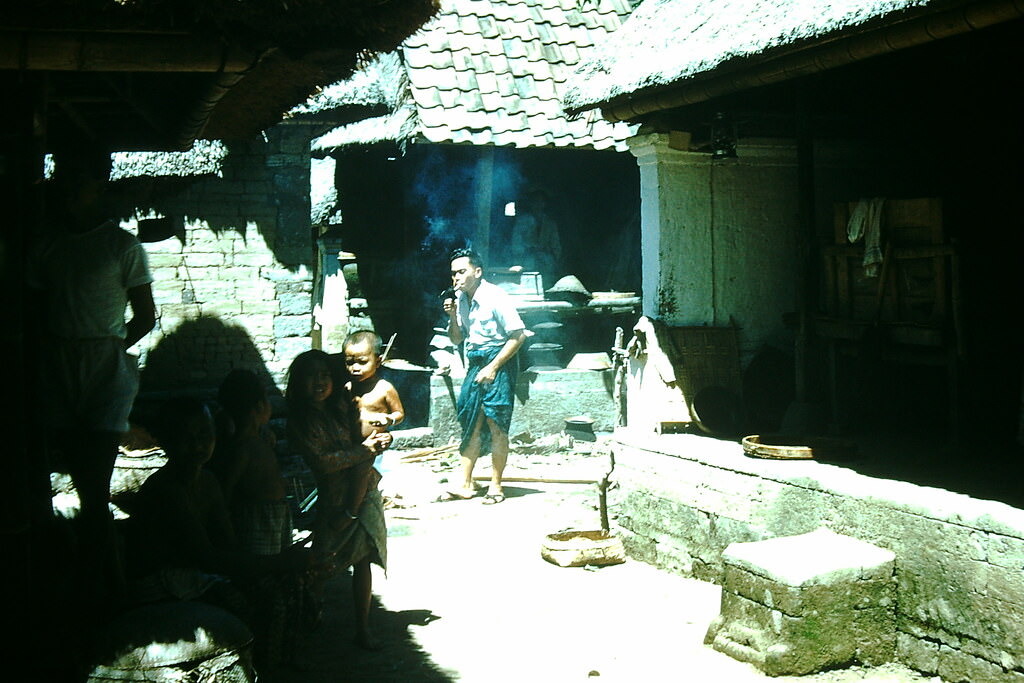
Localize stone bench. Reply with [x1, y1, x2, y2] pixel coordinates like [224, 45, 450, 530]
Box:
[704, 527, 896, 676]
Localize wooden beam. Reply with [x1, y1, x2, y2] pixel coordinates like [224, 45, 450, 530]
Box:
[102, 74, 171, 138]
[0, 30, 258, 72]
[54, 100, 98, 142]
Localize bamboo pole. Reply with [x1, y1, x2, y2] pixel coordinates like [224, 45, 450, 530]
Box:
[472, 475, 599, 485]
[399, 443, 460, 461]
[381, 333, 397, 363]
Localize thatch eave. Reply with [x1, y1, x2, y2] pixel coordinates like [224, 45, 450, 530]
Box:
[1, 0, 441, 150]
[564, 0, 1023, 122]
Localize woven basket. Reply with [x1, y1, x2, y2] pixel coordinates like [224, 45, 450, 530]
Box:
[742, 434, 858, 461]
[541, 530, 625, 568]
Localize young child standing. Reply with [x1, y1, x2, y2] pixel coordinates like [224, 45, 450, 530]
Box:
[343, 330, 405, 439]
[286, 350, 390, 648]
[214, 369, 290, 556]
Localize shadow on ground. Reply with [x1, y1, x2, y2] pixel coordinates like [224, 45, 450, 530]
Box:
[262, 570, 454, 682]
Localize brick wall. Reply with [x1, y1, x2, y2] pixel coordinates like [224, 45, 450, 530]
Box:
[610, 430, 1024, 683]
[128, 124, 315, 394]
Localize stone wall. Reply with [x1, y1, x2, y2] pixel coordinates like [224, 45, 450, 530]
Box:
[128, 124, 315, 394]
[610, 430, 1024, 683]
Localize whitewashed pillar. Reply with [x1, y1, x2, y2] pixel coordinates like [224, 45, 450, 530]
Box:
[628, 133, 713, 326]
[629, 134, 799, 358]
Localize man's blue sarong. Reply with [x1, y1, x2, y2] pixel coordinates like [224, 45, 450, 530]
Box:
[457, 345, 519, 456]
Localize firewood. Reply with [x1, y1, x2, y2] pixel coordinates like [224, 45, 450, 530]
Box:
[399, 443, 460, 461]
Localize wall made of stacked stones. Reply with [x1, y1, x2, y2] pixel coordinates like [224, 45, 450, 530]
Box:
[610, 430, 1024, 683]
[133, 125, 314, 394]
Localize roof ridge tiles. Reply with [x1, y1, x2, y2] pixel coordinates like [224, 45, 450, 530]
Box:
[320, 0, 639, 150]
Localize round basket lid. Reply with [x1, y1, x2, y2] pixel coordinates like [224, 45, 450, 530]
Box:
[545, 275, 591, 296]
[742, 434, 858, 461]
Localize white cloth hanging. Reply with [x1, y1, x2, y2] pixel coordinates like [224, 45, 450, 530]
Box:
[847, 197, 886, 277]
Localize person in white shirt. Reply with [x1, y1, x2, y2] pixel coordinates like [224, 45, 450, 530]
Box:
[442, 248, 526, 504]
[28, 147, 156, 607]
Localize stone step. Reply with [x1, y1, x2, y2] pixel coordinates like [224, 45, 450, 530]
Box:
[705, 527, 896, 676]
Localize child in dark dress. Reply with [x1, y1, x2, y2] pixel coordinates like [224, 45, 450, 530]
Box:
[286, 349, 391, 648]
[214, 369, 291, 556]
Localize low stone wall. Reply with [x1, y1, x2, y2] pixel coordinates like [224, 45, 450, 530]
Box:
[429, 368, 615, 444]
[611, 430, 1024, 683]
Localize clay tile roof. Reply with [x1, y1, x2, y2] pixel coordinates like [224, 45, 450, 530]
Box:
[311, 0, 638, 153]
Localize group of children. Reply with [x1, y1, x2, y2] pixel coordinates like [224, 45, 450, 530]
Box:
[121, 329, 404, 668]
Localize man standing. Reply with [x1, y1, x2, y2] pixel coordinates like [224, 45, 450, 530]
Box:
[443, 248, 526, 504]
[28, 147, 156, 608]
[508, 187, 562, 287]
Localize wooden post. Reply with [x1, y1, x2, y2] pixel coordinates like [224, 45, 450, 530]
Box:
[781, 86, 820, 434]
[597, 477, 610, 532]
[794, 88, 817, 406]
[2, 74, 49, 676]
[474, 147, 494, 262]
[613, 326, 626, 427]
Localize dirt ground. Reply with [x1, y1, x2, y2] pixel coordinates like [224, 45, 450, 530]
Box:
[262, 443, 943, 683]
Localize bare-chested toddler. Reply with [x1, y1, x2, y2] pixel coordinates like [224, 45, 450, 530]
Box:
[344, 330, 405, 439]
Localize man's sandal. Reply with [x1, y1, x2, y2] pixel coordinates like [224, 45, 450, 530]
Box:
[482, 493, 505, 505]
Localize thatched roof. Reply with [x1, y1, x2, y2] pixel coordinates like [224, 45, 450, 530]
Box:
[308, 0, 638, 153]
[563, 0, 1022, 120]
[1, 0, 441, 151]
[292, 53, 408, 116]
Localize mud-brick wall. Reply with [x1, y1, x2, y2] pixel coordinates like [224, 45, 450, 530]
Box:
[610, 431, 1024, 683]
[133, 124, 315, 393]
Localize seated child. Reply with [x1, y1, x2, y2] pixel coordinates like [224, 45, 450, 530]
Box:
[124, 397, 312, 668]
[214, 369, 291, 556]
[343, 330, 405, 439]
[124, 397, 243, 596]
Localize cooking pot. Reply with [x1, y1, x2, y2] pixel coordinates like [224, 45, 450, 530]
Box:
[528, 342, 563, 368]
[563, 416, 596, 442]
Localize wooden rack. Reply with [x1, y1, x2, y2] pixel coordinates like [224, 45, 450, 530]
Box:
[814, 198, 964, 435]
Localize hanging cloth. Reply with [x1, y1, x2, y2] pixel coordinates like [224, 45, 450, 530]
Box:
[847, 197, 886, 277]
